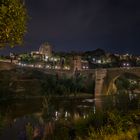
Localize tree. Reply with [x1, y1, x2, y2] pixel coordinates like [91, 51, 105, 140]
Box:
[0, 0, 27, 47]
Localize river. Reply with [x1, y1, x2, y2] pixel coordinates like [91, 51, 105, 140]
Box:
[0, 96, 95, 140]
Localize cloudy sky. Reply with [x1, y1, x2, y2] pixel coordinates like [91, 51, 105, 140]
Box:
[1, 0, 140, 55]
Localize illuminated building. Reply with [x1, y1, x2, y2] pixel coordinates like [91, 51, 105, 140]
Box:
[39, 42, 53, 61]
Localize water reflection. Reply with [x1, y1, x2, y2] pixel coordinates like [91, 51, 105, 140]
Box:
[0, 94, 139, 140]
[0, 97, 95, 140]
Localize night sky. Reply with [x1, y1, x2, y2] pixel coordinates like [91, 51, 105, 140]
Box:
[1, 0, 140, 55]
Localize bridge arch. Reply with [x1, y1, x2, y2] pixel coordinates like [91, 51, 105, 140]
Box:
[106, 72, 140, 95]
[100, 68, 140, 95]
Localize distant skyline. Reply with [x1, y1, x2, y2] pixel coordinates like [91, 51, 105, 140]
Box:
[0, 0, 140, 55]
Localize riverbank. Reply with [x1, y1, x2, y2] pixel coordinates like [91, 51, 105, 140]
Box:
[74, 110, 140, 140]
[0, 68, 95, 100]
[0, 93, 93, 102]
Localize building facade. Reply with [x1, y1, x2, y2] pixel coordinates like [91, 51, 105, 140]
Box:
[39, 42, 53, 60]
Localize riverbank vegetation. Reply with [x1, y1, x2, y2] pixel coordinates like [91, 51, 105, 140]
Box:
[74, 93, 140, 140]
[26, 92, 139, 140]
[21, 91, 139, 140]
[75, 112, 139, 140]
[0, 69, 94, 100]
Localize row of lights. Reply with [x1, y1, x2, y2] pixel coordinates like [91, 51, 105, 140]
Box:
[17, 62, 70, 70]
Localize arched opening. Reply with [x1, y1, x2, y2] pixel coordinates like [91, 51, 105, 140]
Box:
[107, 73, 140, 96]
[101, 72, 140, 112]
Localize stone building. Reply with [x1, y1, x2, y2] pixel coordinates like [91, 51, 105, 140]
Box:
[39, 42, 53, 60]
[71, 56, 82, 71]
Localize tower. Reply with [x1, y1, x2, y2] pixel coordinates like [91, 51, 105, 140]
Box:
[39, 42, 53, 60]
[71, 56, 82, 71]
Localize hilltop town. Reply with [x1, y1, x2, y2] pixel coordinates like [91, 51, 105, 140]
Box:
[1, 42, 140, 71]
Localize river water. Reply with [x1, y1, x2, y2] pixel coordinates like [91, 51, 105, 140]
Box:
[0, 96, 95, 140]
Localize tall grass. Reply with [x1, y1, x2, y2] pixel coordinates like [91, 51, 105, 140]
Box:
[74, 91, 140, 140]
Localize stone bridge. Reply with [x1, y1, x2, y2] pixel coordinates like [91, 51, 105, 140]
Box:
[50, 67, 140, 94]
[39, 67, 140, 97]
[1, 62, 140, 97]
[95, 67, 140, 97]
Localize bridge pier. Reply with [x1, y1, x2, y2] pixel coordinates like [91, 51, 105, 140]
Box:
[94, 69, 107, 110]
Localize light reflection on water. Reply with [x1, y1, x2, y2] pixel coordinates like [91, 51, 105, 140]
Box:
[0, 97, 95, 140]
[0, 94, 139, 140]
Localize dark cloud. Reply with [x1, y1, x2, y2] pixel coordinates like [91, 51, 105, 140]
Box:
[0, 0, 140, 55]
